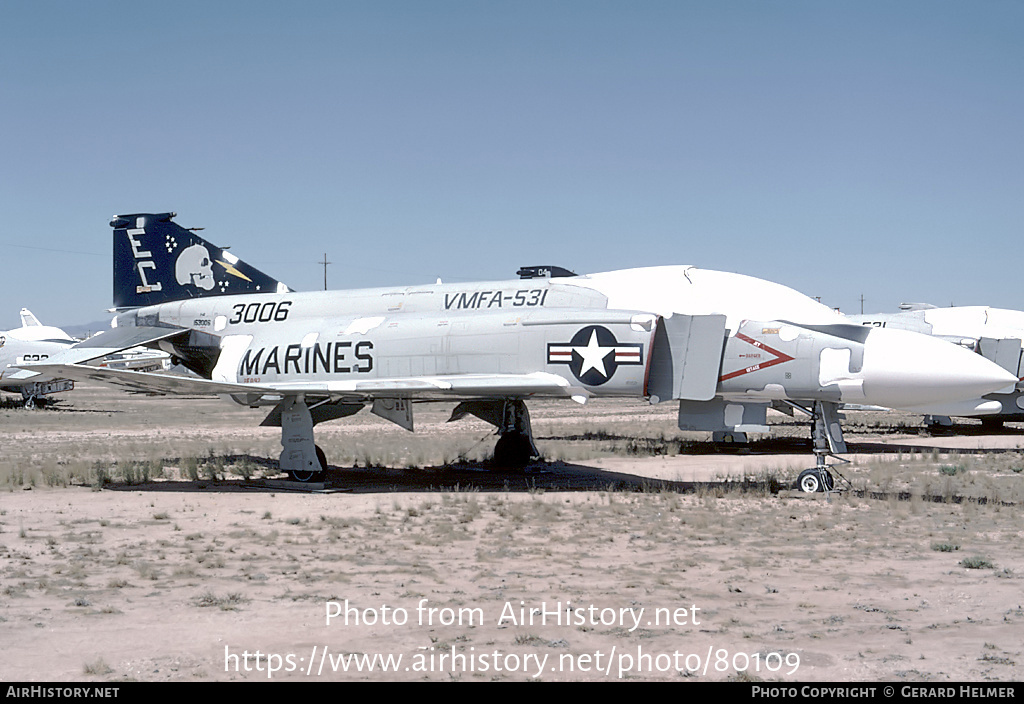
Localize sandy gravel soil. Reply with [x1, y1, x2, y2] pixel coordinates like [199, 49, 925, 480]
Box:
[1, 386, 1023, 682]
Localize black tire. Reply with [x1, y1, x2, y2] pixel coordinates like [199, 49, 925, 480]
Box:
[796, 468, 834, 493]
[981, 418, 1005, 431]
[492, 434, 534, 468]
[287, 446, 327, 483]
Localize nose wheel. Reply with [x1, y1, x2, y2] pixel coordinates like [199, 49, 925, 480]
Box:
[796, 467, 835, 493]
[787, 401, 848, 497]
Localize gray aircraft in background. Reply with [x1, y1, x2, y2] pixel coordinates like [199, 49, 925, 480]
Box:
[26, 213, 1016, 492]
[0, 308, 76, 407]
[850, 304, 1024, 430]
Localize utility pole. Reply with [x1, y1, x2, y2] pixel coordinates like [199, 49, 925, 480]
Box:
[860, 294, 864, 314]
[320, 253, 331, 291]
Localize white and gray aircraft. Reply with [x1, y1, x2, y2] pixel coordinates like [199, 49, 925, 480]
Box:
[0, 308, 76, 407]
[850, 304, 1024, 429]
[26, 213, 1017, 491]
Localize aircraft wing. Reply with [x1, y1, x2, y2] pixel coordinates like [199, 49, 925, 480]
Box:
[23, 363, 578, 401]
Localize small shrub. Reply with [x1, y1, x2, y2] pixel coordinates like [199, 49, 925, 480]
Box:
[960, 556, 994, 569]
[83, 657, 113, 675]
[194, 591, 249, 610]
[182, 456, 200, 481]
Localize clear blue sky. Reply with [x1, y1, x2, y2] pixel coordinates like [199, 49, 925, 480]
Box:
[2, 0, 1022, 329]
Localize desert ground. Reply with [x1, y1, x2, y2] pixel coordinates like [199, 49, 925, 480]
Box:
[1, 384, 1023, 682]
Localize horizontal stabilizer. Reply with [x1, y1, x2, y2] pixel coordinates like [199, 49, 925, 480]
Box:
[22, 363, 269, 397]
[32, 326, 187, 367]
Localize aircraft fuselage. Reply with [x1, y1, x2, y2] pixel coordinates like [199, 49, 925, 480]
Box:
[113, 269, 1015, 414]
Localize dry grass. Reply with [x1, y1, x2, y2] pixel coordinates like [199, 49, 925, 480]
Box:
[3, 481, 1022, 682]
[2, 385, 1023, 682]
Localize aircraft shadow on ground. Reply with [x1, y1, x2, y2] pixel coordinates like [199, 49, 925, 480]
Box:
[101, 456, 696, 495]
[97, 429, 1024, 495]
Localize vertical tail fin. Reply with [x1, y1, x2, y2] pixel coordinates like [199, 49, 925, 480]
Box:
[19, 308, 42, 327]
[111, 212, 291, 309]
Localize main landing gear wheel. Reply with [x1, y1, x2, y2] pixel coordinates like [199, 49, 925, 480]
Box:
[981, 418, 1005, 431]
[287, 445, 328, 483]
[796, 468, 834, 493]
[492, 433, 535, 468]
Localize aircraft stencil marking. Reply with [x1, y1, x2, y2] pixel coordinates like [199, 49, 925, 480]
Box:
[444, 289, 549, 310]
[547, 325, 643, 386]
[128, 224, 163, 294]
[718, 332, 795, 381]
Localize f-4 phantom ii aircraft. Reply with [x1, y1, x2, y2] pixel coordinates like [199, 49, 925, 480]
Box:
[27, 213, 1017, 490]
[850, 304, 1024, 430]
[0, 308, 76, 407]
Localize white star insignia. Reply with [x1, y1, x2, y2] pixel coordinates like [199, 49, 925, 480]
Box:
[574, 329, 613, 378]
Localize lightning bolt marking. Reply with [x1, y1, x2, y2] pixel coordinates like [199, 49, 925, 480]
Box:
[216, 260, 253, 282]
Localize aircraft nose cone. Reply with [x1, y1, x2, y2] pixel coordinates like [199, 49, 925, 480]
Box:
[859, 328, 1018, 409]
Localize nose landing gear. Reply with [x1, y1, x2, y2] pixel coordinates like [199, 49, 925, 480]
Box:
[789, 401, 849, 497]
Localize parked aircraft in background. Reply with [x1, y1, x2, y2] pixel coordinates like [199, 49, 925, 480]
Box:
[0, 308, 76, 407]
[850, 304, 1024, 429]
[26, 213, 1017, 493]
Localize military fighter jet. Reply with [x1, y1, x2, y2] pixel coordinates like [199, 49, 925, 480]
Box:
[26, 213, 1017, 491]
[850, 304, 1024, 430]
[0, 308, 76, 407]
